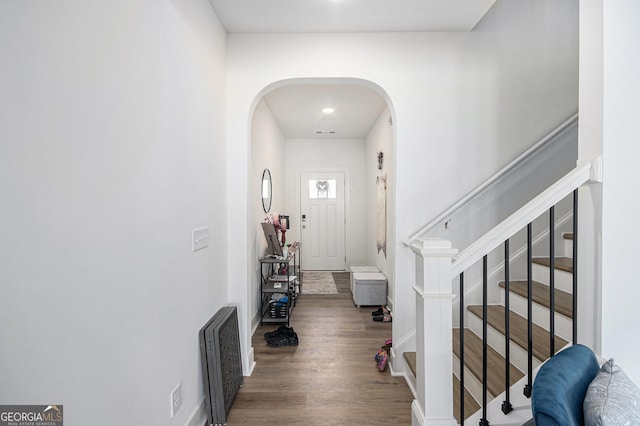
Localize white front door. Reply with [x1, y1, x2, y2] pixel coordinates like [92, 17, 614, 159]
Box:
[300, 171, 346, 271]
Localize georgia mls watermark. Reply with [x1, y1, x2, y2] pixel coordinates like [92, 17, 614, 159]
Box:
[0, 405, 63, 426]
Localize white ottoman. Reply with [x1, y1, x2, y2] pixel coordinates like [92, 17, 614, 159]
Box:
[352, 272, 387, 307]
[349, 266, 380, 294]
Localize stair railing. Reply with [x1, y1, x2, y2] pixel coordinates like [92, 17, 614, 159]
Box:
[409, 160, 594, 425]
[405, 114, 578, 246]
[501, 239, 513, 415]
[524, 223, 533, 398]
[572, 189, 579, 344]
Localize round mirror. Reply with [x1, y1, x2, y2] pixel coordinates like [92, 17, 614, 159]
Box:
[261, 169, 272, 213]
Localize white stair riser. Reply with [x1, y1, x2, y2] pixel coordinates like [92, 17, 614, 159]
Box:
[499, 288, 573, 341]
[564, 238, 573, 259]
[467, 314, 541, 374]
[453, 355, 494, 404]
[532, 263, 573, 293]
[463, 372, 538, 426]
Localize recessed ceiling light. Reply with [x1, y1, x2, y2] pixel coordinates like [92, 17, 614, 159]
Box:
[322, 107, 335, 114]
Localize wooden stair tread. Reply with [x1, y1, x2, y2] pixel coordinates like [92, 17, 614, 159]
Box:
[563, 233, 574, 240]
[403, 351, 416, 377]
[467, 305, 568, 361]
[499, 280, 573, 318]
[405, 351, 481, 421]
[532, 256, 574, 273]
[453, 373, 481, 422]
[452, 328, 524, 397]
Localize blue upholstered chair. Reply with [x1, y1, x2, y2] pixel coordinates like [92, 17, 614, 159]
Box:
[531, 344, 600, 426]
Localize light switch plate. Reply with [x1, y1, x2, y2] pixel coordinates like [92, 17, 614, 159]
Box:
[192, 227, 209, 252]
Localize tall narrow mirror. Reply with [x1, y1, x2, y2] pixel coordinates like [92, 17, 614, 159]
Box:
[261, 169, 272, 213]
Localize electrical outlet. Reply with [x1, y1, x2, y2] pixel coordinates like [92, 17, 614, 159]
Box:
[192, 227, 209, 252]
[170, 382, 182, 418]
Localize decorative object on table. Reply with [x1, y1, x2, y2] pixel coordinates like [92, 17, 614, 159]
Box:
[261, 222, 283, 258]
[279, 214, 289, 245]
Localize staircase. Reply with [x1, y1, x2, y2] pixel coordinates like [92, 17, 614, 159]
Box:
[404, 233, 575, 423]
[403, 233, 573, 423]
[405, 159, 595, 426]
[461, 232, 575, 423]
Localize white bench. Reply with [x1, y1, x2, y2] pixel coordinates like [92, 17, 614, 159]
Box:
[349, 265, 380, 294]
[351, 271, 387, 307]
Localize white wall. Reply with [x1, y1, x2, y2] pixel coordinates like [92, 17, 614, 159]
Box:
[600, 0, 640, 383]
[250, 100, 286, 328]
[227, 0, 578, 361]
[0, 1, 227, 425]
[284, 138, 367, 268]
[577, 0, 604, 354]
[424, 120, 578, 252]
[365, 107, 394, 283]
[579, 0, 640, 384]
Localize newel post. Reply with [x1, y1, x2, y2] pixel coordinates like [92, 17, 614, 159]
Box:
[409, 238, 458, 426]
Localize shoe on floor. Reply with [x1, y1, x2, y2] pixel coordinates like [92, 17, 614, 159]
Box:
[371, 306, 389, 316]
[373, 312, 392, 322]
[264, 325, 289, 339]
[377, 349, 388, 371]
[266, 327, 299, 347]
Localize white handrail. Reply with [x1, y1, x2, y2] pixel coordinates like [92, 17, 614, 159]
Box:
[451, 161, 592, 277]
[404, 113, 578, 245]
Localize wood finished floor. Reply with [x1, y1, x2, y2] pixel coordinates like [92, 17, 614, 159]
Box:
[225, 272, 413, 425]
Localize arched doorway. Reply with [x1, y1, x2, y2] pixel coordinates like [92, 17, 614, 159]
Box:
[246, 77, 397, 366]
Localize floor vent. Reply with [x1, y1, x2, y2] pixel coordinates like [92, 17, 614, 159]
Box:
[199, 306, 243, 426]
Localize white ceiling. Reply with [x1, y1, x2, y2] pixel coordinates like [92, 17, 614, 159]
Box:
[211, 0, 496, 139]
[263, 84, 387, 139]
[209, 0, 496, 33]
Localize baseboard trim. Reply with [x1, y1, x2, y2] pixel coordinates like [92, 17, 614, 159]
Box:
[400, 371, 417, 399]
[411, 401, 458, 426]
[185, 397, 206, 426]
[411, 400, 425, 426]
[246, 347, 256, 376]
[390, 348, 418, 399]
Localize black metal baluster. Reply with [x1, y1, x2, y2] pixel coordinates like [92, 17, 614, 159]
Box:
[480, 256, 489, 426]
[502, 240, 513, 415]
[550, 206, 556, 357]
[460, 272, 465, 426]
[524, 223, 533, 398]
[573, 189, 579, 344]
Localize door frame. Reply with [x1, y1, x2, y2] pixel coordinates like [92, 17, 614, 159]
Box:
[295, 167, 350, 271]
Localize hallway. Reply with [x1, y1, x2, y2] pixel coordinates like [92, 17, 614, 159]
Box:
[226, 272, 413, 425]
